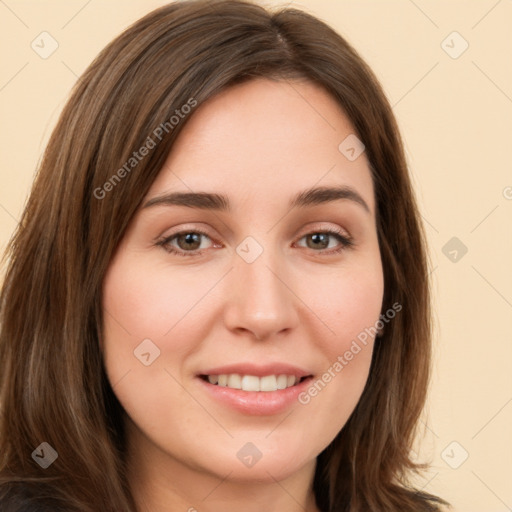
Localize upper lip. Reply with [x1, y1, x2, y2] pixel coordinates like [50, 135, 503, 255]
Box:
[197, 362, 313, 379]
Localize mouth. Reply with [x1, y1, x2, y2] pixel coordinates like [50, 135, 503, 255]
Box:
[195, 364, 315, 415]
[198, 373, 312, 392]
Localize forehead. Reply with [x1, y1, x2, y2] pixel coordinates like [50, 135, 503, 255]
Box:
[146, 78, 375, 215]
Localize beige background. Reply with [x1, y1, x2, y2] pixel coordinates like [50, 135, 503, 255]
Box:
[1, 0, 511, 510]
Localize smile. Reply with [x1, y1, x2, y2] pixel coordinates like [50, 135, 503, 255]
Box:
[200, 374, 309, 392]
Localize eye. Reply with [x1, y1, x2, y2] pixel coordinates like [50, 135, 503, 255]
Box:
[295, 229, 353, 254]
[156, 230, 216, 257]
[156, 227, 353, 258]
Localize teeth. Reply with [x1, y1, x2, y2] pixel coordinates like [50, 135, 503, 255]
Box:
[241, 375, 260, 391]
[276, 374, 288, 389]
[206, 374, 301, 392]
[227, 374, 242, 389]
[260, 375, 277, 392]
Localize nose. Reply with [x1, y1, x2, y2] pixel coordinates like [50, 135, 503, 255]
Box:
[222, 246, 300, 341]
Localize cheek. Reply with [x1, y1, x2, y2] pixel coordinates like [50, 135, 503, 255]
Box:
[293, 256, 384, 432]
[100, 253, 233, 426]
[100, 255, 213, 434]
[301, 256, 384, 355]
[101, 253, 221, 356]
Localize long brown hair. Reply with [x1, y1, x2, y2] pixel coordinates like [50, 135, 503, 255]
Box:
[0, 1, 448, 510]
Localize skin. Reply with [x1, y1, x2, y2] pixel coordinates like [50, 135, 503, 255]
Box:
[102, 78, 384, 512]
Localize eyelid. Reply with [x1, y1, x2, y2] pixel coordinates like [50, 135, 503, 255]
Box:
[154, 223, 218, 244]
[297, 222, 351, 240]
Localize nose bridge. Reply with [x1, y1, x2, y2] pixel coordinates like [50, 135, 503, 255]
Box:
[223, 236, 299, 340]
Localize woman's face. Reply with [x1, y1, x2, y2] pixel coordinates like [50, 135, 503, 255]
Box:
[102, 78, 384, 484]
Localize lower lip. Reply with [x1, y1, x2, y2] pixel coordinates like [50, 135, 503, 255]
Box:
[196, 376, 314, 416]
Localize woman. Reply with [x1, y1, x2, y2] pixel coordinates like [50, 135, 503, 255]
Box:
[0, 1, 449, 510]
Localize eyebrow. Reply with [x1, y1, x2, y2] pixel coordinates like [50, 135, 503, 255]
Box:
[142, 185, 370, 214]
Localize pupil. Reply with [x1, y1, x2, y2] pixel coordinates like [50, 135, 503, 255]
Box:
[181, 233, 200, 249]
[310, 233, 328, 249]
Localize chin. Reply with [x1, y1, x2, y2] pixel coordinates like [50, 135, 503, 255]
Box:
[195, 438, 317, 483]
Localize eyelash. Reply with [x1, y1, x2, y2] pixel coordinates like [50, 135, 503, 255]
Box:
[156, 227, 354, 258]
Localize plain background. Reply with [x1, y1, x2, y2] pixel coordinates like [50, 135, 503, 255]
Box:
[0, 1, 511, 510]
